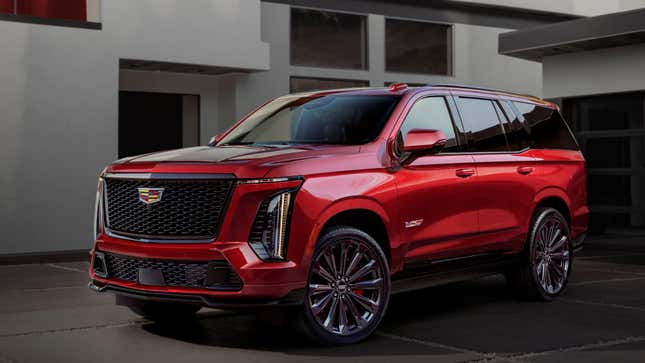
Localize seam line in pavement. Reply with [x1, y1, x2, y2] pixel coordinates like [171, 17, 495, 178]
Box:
[507, 335, 645, 360]
[560, 297, 645, 313]
[47, 263, 87, 274]
[569, 276, 645, 286]
[375, 332, 521, 363]
[0, 320, 147, 338]
[574, 266, 645, 276]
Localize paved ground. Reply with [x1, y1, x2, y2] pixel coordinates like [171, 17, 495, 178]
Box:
[1, 237, 645, 363]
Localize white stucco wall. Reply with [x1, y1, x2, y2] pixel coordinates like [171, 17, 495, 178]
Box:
[542, 43, 645, 99]
[0, 0, 269, 255]
[456, 0, 645, 16]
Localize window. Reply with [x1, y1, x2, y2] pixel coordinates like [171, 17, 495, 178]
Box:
[513, 102, 578, 150]
[218, 95, 401, 146]
[290, 77, 369, 93]
[291, 8, 367, 70]
[385, 19, 452, 75]
[499, 101, 532, 150]
[399, 97, 459, 152]
[458, 98, 509, 152]
[0, 0, 100, 24]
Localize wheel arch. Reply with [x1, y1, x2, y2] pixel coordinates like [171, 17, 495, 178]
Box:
[532, 188, 572, 228]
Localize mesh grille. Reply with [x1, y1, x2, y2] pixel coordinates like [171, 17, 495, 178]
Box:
[104, 177, 233, 239]
[103, 252, 243, 290]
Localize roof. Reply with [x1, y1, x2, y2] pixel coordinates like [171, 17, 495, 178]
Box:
[499, 8, 645, 62]
[292, 84, 551, 106]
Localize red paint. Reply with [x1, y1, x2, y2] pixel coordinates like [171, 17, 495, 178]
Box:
[90, 86, 588, 302]
[0, 0, 13, 14]
[17, 0, 86, 21]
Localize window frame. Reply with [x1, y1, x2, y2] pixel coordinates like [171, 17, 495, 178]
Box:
[384, 16, 454, 77]
[289, 6, 369, 71]
[393, 93, 465, 156]
[453, 95, 513, 154]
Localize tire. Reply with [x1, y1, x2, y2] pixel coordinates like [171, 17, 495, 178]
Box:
[117, 296, 201, 322]
[299, 226, 391, 345]
[506, 207, 573, 301]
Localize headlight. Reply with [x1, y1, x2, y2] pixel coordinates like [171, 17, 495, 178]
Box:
[248, 191, 294, 261]
[93, 177, 104, 241]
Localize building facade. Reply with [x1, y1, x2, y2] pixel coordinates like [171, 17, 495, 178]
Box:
[0, 0, 642, 257]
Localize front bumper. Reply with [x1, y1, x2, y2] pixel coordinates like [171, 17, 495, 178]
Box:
[89, 235, 308, 306]
[88, 280, 305, 309]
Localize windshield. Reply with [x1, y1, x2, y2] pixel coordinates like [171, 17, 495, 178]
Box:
[217, 94, 401, 146]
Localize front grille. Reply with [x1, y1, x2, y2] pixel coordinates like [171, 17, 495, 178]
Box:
[103, 252, 243, 290]
[104, 177, 233, 240]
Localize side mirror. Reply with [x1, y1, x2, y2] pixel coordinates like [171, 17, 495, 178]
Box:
[400, 129, 447, 165]
[209, 134, 223, 145]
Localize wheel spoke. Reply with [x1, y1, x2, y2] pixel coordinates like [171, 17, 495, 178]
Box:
[350, 291, 378, 313]
[311, 291, 333, 315]
[323, 295, 339, 328]
[349, 259, 376, 282]
[549, 260, 564, 277]
[338, 299, 348, 335]
[314, 264, 335, 283]
[309, 284, 333, 295]
[551, 250, 570, 260]
[339, 242, 348, 278]
[551, 236, 568, 252]
[323, 249, 338, 277]
[345, 295, 366, 328]
[548, 229, 562, 249]
[345, 249, 363, 276]
[350, 278, 383, 290]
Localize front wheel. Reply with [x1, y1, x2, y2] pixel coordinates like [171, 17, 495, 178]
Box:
[507, 207, 573, 300]
[300, 226, 391, 345]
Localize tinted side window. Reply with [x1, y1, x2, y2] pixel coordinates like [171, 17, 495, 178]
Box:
[458, 97, 509, 152]
[400, 97, 459, 152]
[500, 101, 532, 150]
[513, 102, 579, 150]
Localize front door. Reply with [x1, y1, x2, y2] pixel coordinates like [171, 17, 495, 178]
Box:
[395, 95, 479, 263]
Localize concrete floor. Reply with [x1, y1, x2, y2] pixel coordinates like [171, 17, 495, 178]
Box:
[1, 238, 645, 363]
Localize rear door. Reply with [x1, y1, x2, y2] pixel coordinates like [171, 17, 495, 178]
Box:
[395, 93, 480, 263]
[453, 94, 537, 253]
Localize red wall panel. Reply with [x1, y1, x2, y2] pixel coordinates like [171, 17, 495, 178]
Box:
[0, 0, 14, 14]
[17, 0, 86, 21]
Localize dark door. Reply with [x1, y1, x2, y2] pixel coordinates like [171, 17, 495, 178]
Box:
[119, 91, 185, 158]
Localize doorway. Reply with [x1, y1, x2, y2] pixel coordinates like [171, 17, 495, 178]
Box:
[118, 91, 200, 158]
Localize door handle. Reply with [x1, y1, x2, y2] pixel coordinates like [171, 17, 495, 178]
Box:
[517, 166, 534, 175]
[456, 168, 475, 178]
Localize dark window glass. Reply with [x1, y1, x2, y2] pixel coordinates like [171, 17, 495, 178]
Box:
[500, 101, 532, 150]
[399, 97, 459, 152]
[458, 98, 509, 152]
[385, 19, 451, 75]
[514, 102, 579, 150]
[290, 77, 369, 93]
[291, 8, 367, 70]
[218, 95, 400, 146]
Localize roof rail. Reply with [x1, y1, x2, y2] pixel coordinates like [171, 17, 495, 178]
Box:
[427, 83, 539, 99]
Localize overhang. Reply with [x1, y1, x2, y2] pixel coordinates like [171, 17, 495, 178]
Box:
[499, 8, 645, 62]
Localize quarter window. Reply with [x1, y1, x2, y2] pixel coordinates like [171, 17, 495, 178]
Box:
[457, 98, 509, 152]
[291, 8, 368, 70]
[500, 101, 532, 150]
[513, 102, 578, 150]
[399, 97, 459, 152]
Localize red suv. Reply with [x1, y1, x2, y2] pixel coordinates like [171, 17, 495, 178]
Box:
[89, 84, 588, 345]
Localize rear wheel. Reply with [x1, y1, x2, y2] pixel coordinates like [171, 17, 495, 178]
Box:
[300, 226, 390, 345]
[507, 207, 572, 300]
[117, 296, 201, 321]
